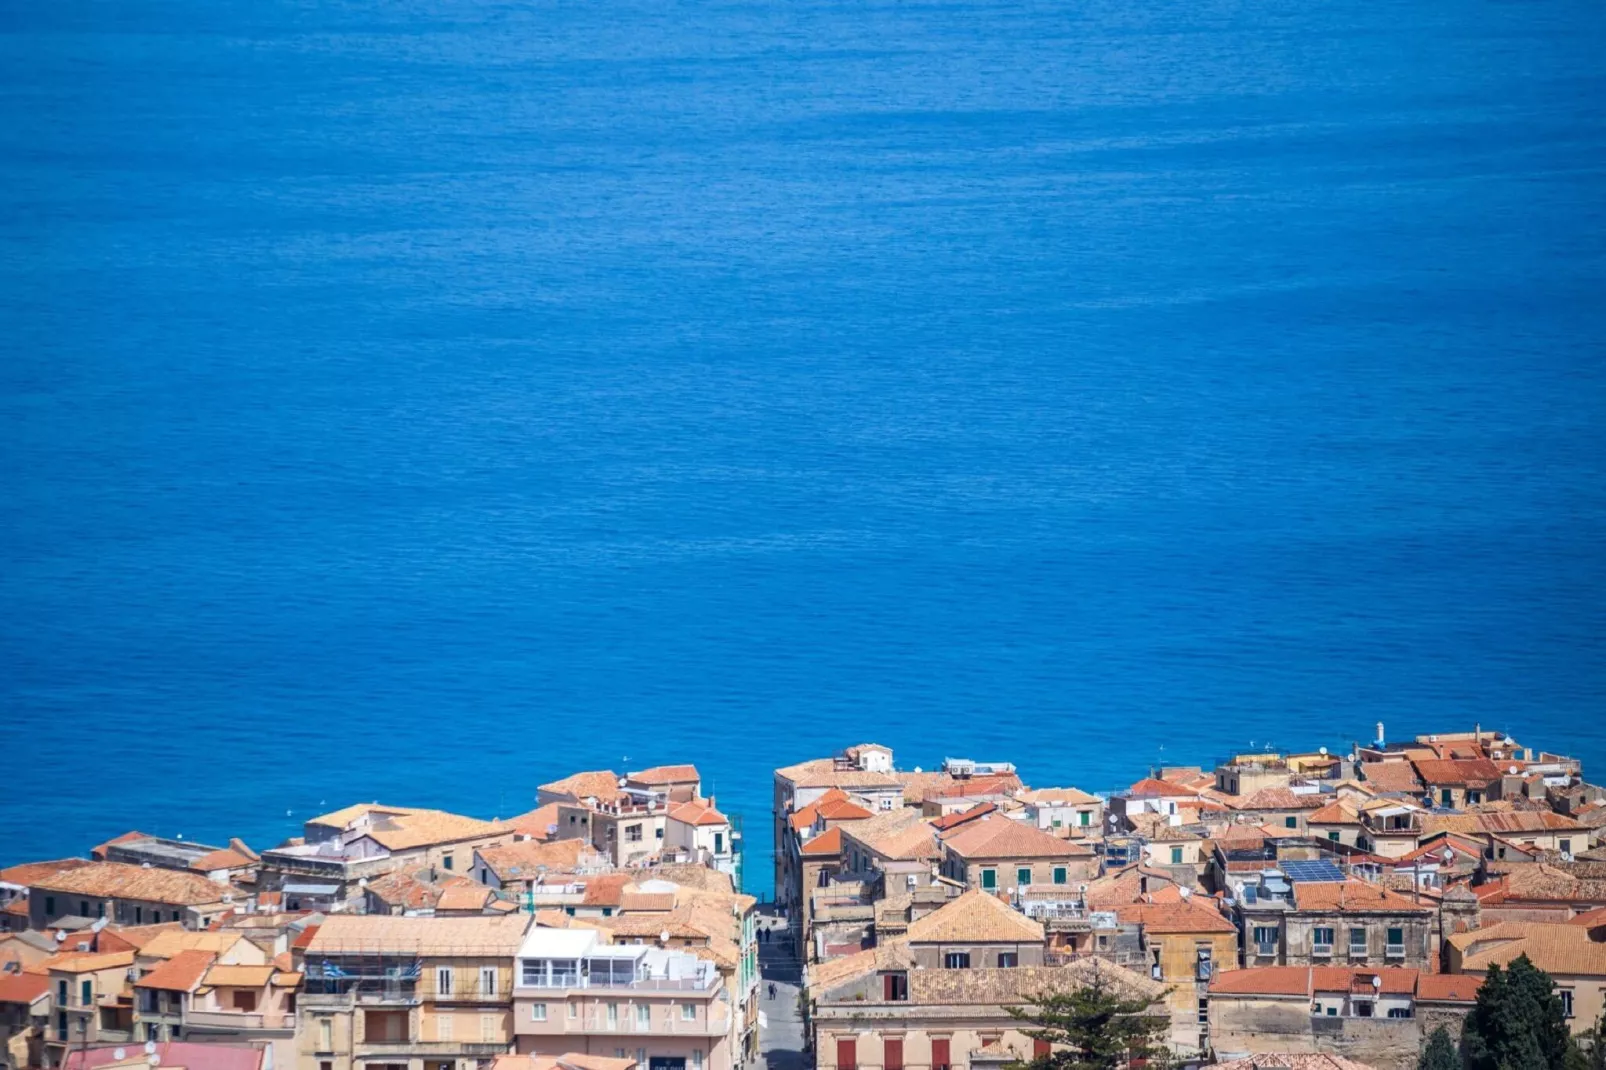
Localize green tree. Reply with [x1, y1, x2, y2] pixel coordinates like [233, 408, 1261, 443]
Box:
[1459, 954, 1573, 1070]
[1418, 1024, 1457, 1070]
[1005, 966, 1172, 1070]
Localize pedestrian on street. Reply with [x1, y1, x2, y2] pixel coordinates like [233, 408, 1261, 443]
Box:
[769, 982, 777, 1000]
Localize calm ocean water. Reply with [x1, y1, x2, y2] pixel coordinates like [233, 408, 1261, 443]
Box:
[3, 0, 1605, 894]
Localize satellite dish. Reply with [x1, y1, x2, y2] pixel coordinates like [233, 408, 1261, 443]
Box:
[149, 1055, 160, 1067]
[114, 1050, 126, 1061]
[1509, 767, 1518, 776]
[1319, 747, 1328, 756]
[1371, 975, 1382, 990]
[54, 931, 66, 944]
[144, 1042, 157, 1055]
[659, 930, 671, 944]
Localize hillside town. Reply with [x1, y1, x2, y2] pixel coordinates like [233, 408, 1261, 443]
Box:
[1, 728, 1604, 1070]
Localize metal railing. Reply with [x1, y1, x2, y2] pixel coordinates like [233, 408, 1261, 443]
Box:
[185, 1010, 295, 1030]
[516, 975, 715, 992]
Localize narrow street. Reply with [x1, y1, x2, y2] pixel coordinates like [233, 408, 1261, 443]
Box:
[757, 907, 809, 1070]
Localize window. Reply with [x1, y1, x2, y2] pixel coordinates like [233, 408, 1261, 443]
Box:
[318, 1018, 333, 1050]
[1561, 840, 1572, 854]
[45, 897, 55, 915]
[615, 1051, 626, 1060]
[655, 828, 664, 840]
[480, 1015, 496, 1042]
[692, 1051, 703, 1070]
[56, 1011, 67, 1041]
[1349, 928, 1367, 954]
[437, 967, 453, 995]
[997, 952, 1017, 968]
[980, 869, 996, 890]
[145, 1023, 159, 1041]
[481, 967, 497, 996]
[1354, 1000, 1373, 1018]
[531, 1004, 548, 1022]
[233, 991, 258, 1012]
[636, 1004, 651, 1028]
[606, 1002, 619, 1029]
[1285, 816, 1298, 829]
[1328, 831, 1340, 842]
[1386, 928, 1405, 957]
[885, 1038, 905, 1070]
[1170, 847, 1183, 864]
[568, 1003, 577, 1019]
[1388, 1007, 1413, 1019]
[636, 1050, 646, 1067]
[1033, 1039, 1050, 1060]
[1313, 928, 1335, 956]
[626, 825, 643, 843]
[1467, 791, 1482, 805]
[1052, 818, 1062, 828]
[882, 974, 907, 1002]
[836, 1041, 857, 1070]
[438, 1015, 454, 1041]
[1561, 989, 1574, 1018]
[135, 906, 143, 923]
[942, 952, 971, 969]
[932, 1037, 951, 1070]
[79, 900, 89, 916]
[681, 1003, 696, 1021]
[1017, 867, 1032, 886]
[1079, 811, 1091, 827]
[57, 980, 68, 1006]
[1441, 789, 1453, 807]
[1253, 926, 1278, 954]
[1053, 867, 1067, 885]
[443, 854, 454, 870]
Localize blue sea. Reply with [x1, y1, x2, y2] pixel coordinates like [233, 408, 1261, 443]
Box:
[3, 0, 1605, 895]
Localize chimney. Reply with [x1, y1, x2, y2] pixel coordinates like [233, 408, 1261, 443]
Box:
[1376, 722, 1385, 747]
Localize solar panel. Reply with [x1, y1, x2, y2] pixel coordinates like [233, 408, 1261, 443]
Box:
[1283, 860, 1346, 883]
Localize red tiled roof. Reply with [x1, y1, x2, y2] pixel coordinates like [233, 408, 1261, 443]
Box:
[579, 874, 633, 907]
[65, 1042, 262, 1070]
[291, 924, 320, 950]
[0, 973, 50, 1005]
[627, 765, 700, 786]
[1116, 896, 1237, 934]
[508, 803, 564, 841]
[801, 827, 844, 857]
[1210, 966, 1422, 998]
[0, 859, 93, 886]
[1415, 973, 1480, 1002]
[1413, 758, 1503, 788]
[932, 803, 996, 831]
[813, 797, 873, 822]
[942, 814, 1092, 860]
[1127, 777, 1201, 798]
[1359, 761, 1424, 794]
[191, 849, 255, 872]
[1292, 879, 1434, 914]
[90, 832, 149, 860]
[135, 949, 216, 992]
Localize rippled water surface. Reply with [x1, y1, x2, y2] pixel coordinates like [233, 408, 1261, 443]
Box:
[3, 0, 1605, 891]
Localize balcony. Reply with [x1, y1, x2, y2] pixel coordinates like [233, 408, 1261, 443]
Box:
[185, 1010, 295, 1031]
[1385, 945, 1406, 959]
[356, 1042, 508, 1057]
[300, 986, 420, 1008]
[576, 1014, 731, 1037]
[515, 975, 715, 994]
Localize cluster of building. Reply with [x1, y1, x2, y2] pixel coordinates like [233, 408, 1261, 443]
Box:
[0, 765, 759, 1070]
[775, 730, 1606, 1070]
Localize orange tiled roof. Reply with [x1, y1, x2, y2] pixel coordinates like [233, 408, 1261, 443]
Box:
[90, 832, 149, 859]
[1291, 879, 1434, 914]
[0, 858, 93, 886]
[28, 861, 229, 906]
[190, 849, 255, 872]
[667, 800, 730, 827]
[508, 803, 564, 841]
[932, 802, 996, 831]
[942, 814, 1091, 860]
[1415, 973, 1480, 1001]
[1451, 921, 1606, 976]
[538, 771, 623, 802]
[1116, 896, 1237, 935]
[1359, 761, 1424, 794]
[0, 973, 50, 1005]
[579, 874, 633, 907]
[478, 839, 598, 880]
[1233, 787, 1327, 811]
[906, 889, 1044, 944]
[1308, 801, 1361, 825]
[812, 797, 872, 822]
[627, 765, 700, 785]
[1413, 758, 1503, 787]
[135, 950, 216, 992]
[1127, 777, 1202, 798]
[800, 827, 844, 857]
[435, 881, 495, 912]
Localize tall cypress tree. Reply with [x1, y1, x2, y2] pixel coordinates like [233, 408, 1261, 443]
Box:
[1418, 1024, 1458, 1070]
[1459, 954, 1574, 1070]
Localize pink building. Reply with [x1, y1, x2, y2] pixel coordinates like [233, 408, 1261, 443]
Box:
[512, 930, 732, 1070]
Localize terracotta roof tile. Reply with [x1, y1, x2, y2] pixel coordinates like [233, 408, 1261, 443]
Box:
[942, 814, 1092, 860]
[800, 827, 844, 857]
[135, 950, 215, 991]
[0, 859, 94, 886]
[812, 797, 873, 822]
[28, 862, 230, 906]
[478, 839, 601, 880]
[308, 914, 529, 955]
[1359, 761, 1425, 794]
[1117, 896, 1237, 934]
[1415, 973, 1480, 1002]
[435, 881, 495, 912]
[1127, 777, 1202, 798]
[906, 958, 1163, 1005]
[1451, 921, 1606, 976]
[538, 772, 623, 803]
[667, 800, 730, 827]
[1413, 758, 1503, 787]
[1291, 879, 1434, 914]
[204, 964, 276, 987]
[906, 889, 1044, 944]
[627, 765, 700, 785]
[508, 803, 565, 841]
[0, 973, 50, 1004]
[1212, 1056, 1377, 1070]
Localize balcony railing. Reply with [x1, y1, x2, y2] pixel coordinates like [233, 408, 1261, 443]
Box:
[1385, 945, 1406, 959]
[356, 1041, 508, 1057]
[576, 1014, 731, 1037]
[516, 976, 715, 993]
[185, 1010, 295, 1031]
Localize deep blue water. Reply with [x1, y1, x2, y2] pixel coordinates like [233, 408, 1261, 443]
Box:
[4, 0, 1606, 895]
